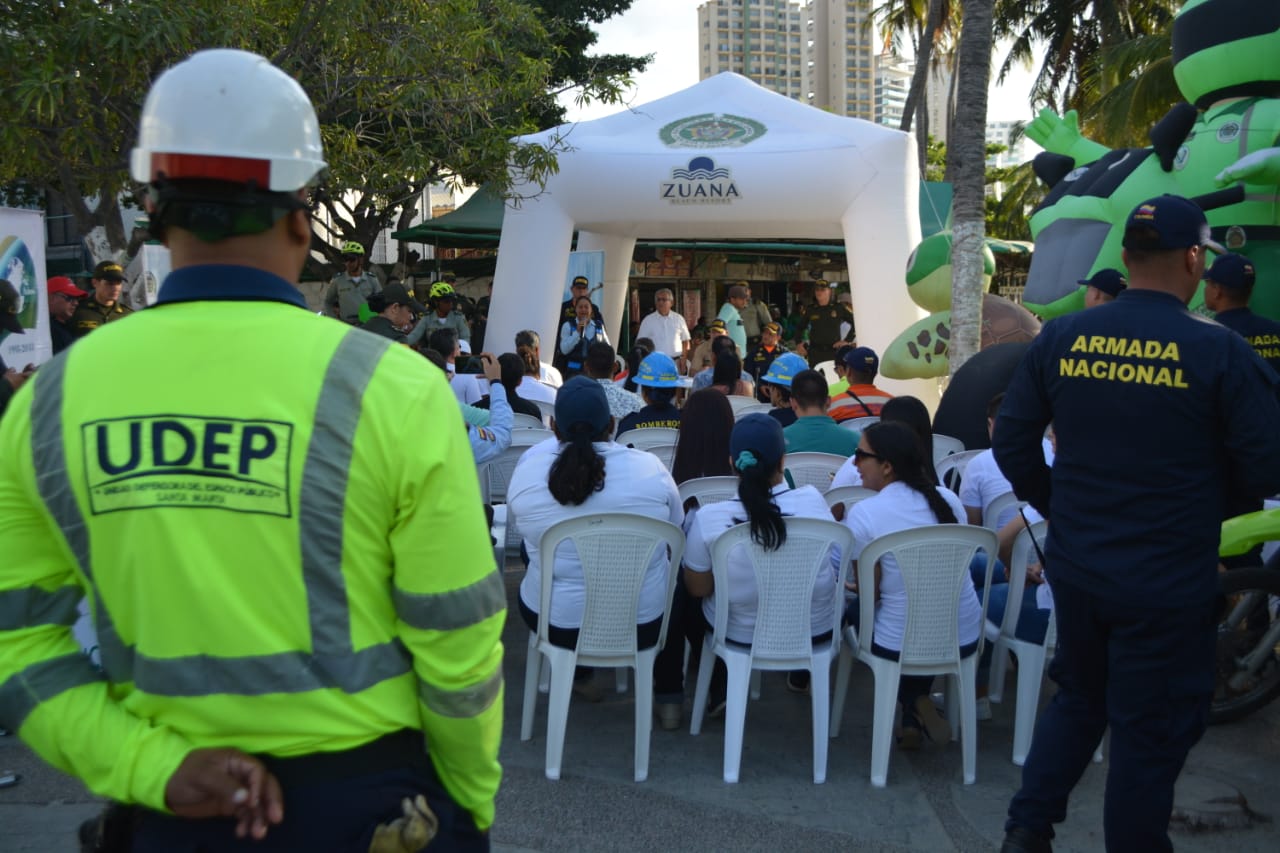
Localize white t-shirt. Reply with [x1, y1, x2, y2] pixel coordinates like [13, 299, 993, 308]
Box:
[517, 375, 558, 405]
[636, 310, 691, 359]
[830, 458, 862, 489]
[684, 484, 837, 644]
[843, 481, 981, 652]
[539, 363, 563, 388]
[450, 372, 484, 406]
[959, 440, 1053, 529]
[511, 442, 683, 628]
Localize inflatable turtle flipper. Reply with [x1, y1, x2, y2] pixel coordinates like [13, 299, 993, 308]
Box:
[881, 294, 1041, 381]
[1024, 108, 1111, 165]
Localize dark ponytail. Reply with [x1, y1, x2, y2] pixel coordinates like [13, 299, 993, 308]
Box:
[712, 350, 742, 394]
[863, 421, 957, 524]
[735, 456, 787, 550]
[548, 422, 608, 505]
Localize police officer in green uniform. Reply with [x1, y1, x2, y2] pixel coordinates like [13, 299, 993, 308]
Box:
[791, 279, 854, 367]
[360, 284, 431, 346]
[745, 321, 788, 402]
[323, 241, 381, 323]
[424, 281, 471, 344]
[70, 261, 134, 338]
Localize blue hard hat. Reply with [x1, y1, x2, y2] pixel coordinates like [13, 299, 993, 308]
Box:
[635, 352, 681, 388]
[761, 352, 807, 387]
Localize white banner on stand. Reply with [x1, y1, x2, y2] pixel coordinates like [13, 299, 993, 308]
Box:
[137, 243, 171, 306]
[0, 207, 51, 368]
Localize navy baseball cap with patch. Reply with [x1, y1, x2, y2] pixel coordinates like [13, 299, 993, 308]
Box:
[554, 375, 611, 435]
[730, 413, 786, 471]
[1078, 268, 1128, 298]
[1203, 253, 1256, 290]
[843, 346, 879, 375]
[1121, 195, 1225, 254]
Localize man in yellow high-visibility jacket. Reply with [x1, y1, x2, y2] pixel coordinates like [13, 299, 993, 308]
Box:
[0, 49, 504, 851]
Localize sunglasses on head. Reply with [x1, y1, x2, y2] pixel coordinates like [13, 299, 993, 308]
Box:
[853, 448, 883, 463]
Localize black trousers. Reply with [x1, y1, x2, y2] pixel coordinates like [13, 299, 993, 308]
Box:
[1006, 578, 1216, 852]
[131, 731, 487, 852]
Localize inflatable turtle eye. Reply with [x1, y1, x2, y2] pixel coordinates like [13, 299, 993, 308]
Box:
[905, 245, 918, 274]
[1172, 0, 1280, 109]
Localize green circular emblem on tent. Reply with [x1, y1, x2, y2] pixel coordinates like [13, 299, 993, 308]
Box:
[660, 113, 767, 148]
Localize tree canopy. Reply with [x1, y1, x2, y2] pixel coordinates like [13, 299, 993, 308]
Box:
[0, 0, 648, 265]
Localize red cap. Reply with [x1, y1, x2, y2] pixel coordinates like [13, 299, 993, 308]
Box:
[48, 276, 88, 298]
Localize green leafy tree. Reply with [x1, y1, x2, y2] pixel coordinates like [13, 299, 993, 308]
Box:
[0, 0, 645, 268]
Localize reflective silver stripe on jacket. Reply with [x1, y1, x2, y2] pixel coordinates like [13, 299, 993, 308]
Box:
[25, 328, 424, 698]
[0, 654, 104, 731]
[418, 667, 503, 719]
[393, 571, 506, 632]
[0, 586, 81, 631]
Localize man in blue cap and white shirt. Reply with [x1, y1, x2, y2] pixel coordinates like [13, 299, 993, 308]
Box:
[994, 194, 1280, 853]
[1203, 252, 1280, 375]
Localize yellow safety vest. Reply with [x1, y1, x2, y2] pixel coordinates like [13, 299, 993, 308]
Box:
[0, 270, 504, 828]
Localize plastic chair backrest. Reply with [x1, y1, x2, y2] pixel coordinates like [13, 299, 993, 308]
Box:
[615, 427, 680, 450]
[813, 359, 838, 384]
[511, 428, 554, 446]
[783, 452, 848, 491]
[537, 513, 685, 658]
[932, 433, 966, 465]
[733, 402, 774, 421]
[709, 518, 854, 660]
[983, 490, 1028, 531]
[824, 485, 878, 512]
[511, 413, 544, 430]
[532, 398, 556, 426]
[645, 443, 677, 471]
[727, 395, 763, 416]
[994, 521, 1048, 641]
[843, 416, 880, 433]
[855, 524, 998, 666]
[678, 476, 741, 507]
[479, 443, 535, 504]
[934, 449, 983, 493]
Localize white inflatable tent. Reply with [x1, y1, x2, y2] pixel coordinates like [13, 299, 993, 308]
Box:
[487, 72, 929, 399]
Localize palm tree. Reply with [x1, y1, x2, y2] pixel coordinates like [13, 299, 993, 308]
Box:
[992, 0, 1178, 115]
[876, 0, 958, 171]
[1075, 20, 1179, 148]
[949, 0, 996, 376]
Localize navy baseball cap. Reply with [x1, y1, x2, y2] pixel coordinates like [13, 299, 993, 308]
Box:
[1203, 253, 1256, 290]
[730, 413, 785, 472]
[554, 375, 611, 435]
[843, 346, 879, 376]
[1122, 195, 1225, 253]
[1078, 268, 1128, 298]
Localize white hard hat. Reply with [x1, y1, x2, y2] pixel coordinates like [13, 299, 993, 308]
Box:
[131, 49, 326, 192]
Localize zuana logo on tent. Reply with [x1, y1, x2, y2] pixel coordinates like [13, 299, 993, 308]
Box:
[659, 113, 766, 148]
[660, 157, 741, 205]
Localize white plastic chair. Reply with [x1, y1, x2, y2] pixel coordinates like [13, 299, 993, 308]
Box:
[532, 398, 556, 427]
[615, 427, 679, 450]
[983, 490, 1028, 531]
[984, 521, 1049, 766]
[731, 400, 773, 421]
[823, 485, 878, 513]
[813, 359, 838, 384]
[483, 431, 554, 563]
[784, 452, 848, 491]
[643, 443, 676, 471]
[511, 412, 544, 430]
[932, 433, 967, 465]
[934, 449, 983, 493]
[519, 513, 685, 782]
[727, 395, 767, 417]
[678, 476, 741, 508]
[690, 518, 855, 784]
[831, 524, 999, 787]
[840, 415, 880, 433]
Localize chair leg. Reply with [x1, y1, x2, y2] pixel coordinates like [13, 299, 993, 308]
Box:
[689, 634, 715, 736]
[831, 644, 853, 738]
[722, 655, 751, 784]
[749, 669, 762, 700]
[521, 634, 540, 741]
[1011, 645, 1044, 767]
[869, 665, 901, 788]
[616, 667, 629, 694]
[988, 639, 1009, 703]
[810, 657, 830, 784]
[544, 651, 576, 781]
[944, 674, 961, 742]
[958, 659, 978, 785]
[633, 654, 656, 782]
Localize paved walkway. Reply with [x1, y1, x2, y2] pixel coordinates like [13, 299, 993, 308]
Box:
[3, 569, 1277, 852]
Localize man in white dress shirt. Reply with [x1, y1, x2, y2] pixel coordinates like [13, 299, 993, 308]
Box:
[636, 288, 691, 372]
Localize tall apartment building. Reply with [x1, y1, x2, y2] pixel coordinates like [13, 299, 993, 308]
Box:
[698, 0, 807, 101]
[697, 0, 877, 120]
[874, 53, 912, 128]
[986, 120, 1029, 167]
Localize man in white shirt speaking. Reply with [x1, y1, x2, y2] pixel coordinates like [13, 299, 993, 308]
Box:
[636, 288, 691, 373]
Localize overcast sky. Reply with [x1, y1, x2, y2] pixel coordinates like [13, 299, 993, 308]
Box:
[559, 0, 1040, 124]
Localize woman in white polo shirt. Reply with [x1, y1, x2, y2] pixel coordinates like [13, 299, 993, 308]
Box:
[843, 420, 983, 749]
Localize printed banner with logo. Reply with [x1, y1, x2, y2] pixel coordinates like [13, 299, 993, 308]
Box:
[0, 207, 52, 369]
